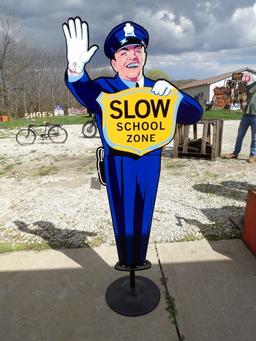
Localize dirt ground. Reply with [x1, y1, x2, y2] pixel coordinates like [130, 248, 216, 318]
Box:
[0, 121, 255, 251]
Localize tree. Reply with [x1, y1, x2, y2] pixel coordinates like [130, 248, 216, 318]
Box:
[145, 68, 172, 82]
[0, 13, 34, 117]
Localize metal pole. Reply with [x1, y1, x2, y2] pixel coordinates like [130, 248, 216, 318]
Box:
[130, 269, 135, 289]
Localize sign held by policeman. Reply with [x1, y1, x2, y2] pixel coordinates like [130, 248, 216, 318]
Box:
[63, 17, 203, 316]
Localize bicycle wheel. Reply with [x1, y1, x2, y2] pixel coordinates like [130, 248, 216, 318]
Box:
[48, 125, 68, 143]
[82, 121, 97, 138]
[16, 128, 36, 145]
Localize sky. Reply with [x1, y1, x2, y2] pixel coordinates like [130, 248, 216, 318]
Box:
[2, 0, 256, 80]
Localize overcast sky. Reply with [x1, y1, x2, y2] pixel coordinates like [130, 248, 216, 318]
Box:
[2, 0, 256, 80]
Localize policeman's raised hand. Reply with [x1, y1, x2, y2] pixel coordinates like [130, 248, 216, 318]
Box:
[62, 17, 98, 74]
[152, 80, 175, 96]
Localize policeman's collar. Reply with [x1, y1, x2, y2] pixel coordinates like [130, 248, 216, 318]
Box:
[119, 75, 144, 88]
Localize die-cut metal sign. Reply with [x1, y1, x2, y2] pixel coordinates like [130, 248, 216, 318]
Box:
[97, 87, 183, 156]
[64, 17, 203, 317]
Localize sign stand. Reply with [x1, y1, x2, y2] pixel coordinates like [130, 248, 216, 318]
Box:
[105, 260, 160, 316]
[98, 88, 182, 316]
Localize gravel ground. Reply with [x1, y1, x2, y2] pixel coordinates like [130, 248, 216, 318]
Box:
[0, 121, 255, 250]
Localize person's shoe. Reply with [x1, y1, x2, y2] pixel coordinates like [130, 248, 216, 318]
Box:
[247, 155, 256, 163]
[224, 153, 238, 159]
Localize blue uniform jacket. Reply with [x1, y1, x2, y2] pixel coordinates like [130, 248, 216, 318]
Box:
[65, 71, 203, 267]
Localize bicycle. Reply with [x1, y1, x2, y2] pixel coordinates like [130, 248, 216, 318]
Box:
[82, 114, 97, 138]
[16, 123, 68, 145]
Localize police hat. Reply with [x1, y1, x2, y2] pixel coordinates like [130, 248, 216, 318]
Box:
[104, 22, 149, 59]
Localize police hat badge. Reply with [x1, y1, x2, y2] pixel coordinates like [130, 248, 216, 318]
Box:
[104, 21, 149, 59]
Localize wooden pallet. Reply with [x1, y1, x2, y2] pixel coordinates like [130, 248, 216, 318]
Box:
[173, 119, 224, 161]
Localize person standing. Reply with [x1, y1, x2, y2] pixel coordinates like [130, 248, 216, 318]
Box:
[225, 85, 256, 163]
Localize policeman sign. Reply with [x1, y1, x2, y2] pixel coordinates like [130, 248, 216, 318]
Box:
[97, 87, 183, 156]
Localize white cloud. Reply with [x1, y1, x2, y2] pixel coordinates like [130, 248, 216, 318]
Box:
[134, 8, 195, 51]
[196, 1, 220, 13]
[146, 46, 256, 79]
[2, 0, 256, 79]
[132, 3, 256, 53]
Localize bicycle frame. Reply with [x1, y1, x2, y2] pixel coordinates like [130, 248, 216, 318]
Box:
[28, 123, 61, 140]
[16, 122, 68, 146]
[87, 114, 96, 124]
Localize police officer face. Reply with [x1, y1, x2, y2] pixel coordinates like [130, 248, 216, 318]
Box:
[111, 45, 146, 82]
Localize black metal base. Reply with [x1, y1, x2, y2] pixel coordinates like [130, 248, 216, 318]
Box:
[105, 275, 161, 316]
[114, 260, 151, 272]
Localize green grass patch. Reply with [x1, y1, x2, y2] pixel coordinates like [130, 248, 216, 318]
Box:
[0, 155, 8, 163]
[203, 170, 219, 180]
[0, 115, 89, 130]
[0, 240, 101, 253]
[176, 234, 203, 242]
[0, 110, 243, 130]
[0, 163, 15, 176]
[165, 160, 187, 169]
[0, 242, 51, 253]
[34, 165, 58, 176]
[86, 236, 104, 248]
[203, 109, 243, 120]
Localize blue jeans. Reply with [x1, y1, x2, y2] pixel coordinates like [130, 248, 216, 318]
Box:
[234, 114, 256, 156]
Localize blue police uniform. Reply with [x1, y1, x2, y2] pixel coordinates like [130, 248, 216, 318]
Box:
[65, 22, 203, 267]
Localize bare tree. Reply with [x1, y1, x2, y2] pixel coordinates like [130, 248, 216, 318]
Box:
[0, 12, 111, 118]
[0, 13, 34, 117]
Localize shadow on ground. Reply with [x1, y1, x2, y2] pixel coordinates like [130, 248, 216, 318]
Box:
[176, 205, 244, 240]
[193, 180, 255, 202]
[14, 220, 97, 248]
[0, 243, 175, 341]
[157, 239, 256, 341]
[173, 181, 256, 241]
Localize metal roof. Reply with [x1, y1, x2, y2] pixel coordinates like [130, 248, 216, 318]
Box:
[180, 67, 256, 90]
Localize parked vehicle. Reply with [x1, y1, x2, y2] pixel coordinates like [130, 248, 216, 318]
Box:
[82, 114, 97, 138]
[16, 123, 68, 145]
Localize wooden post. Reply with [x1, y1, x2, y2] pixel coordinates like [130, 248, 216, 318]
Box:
[201, 121, 207, 154]
[193, 124, 197, 140]
[173, 125, 180, 158]
[211, 121, 217, 161]
[182, 125, 190, 153]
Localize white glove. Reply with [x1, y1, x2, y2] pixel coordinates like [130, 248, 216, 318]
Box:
[62, 17, 98, 74]
[152, 80, 175, 96]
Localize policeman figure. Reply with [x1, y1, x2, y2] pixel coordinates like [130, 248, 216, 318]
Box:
[63, 17, 203, 268]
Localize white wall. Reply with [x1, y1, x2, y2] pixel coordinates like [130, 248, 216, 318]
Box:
[185, 70, 256, 103]
[182, 85, 209, 105]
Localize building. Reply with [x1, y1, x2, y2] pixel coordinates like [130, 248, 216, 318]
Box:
[180, 67, 256, 105]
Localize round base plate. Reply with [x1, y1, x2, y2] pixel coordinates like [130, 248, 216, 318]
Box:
[105, 275, 160, 316]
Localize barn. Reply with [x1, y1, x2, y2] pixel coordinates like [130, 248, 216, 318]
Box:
[180, 67, 256, 106]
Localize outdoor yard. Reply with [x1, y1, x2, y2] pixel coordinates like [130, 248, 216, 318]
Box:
[0, 119, 255, 253]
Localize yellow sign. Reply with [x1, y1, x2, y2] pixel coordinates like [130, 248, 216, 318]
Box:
[97, 87, 183, 156]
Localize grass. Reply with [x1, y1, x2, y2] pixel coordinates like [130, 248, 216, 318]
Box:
[202, 109, 243, 120]
[0, 110, 243, 131]
[155, 242, 185, 341]
[0, 155, 8, 163]
[33, 165, 58, 176]
[176, 234, 203, 242]
[165, 160, 187, 169]
[0, 163, 15, 176]
[203, 170, 219, 180]
[0, 236, 104, 253]
[0, 242, 51, 253]
[86, 236, 105, 248]
[0, 115, 89, 130]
